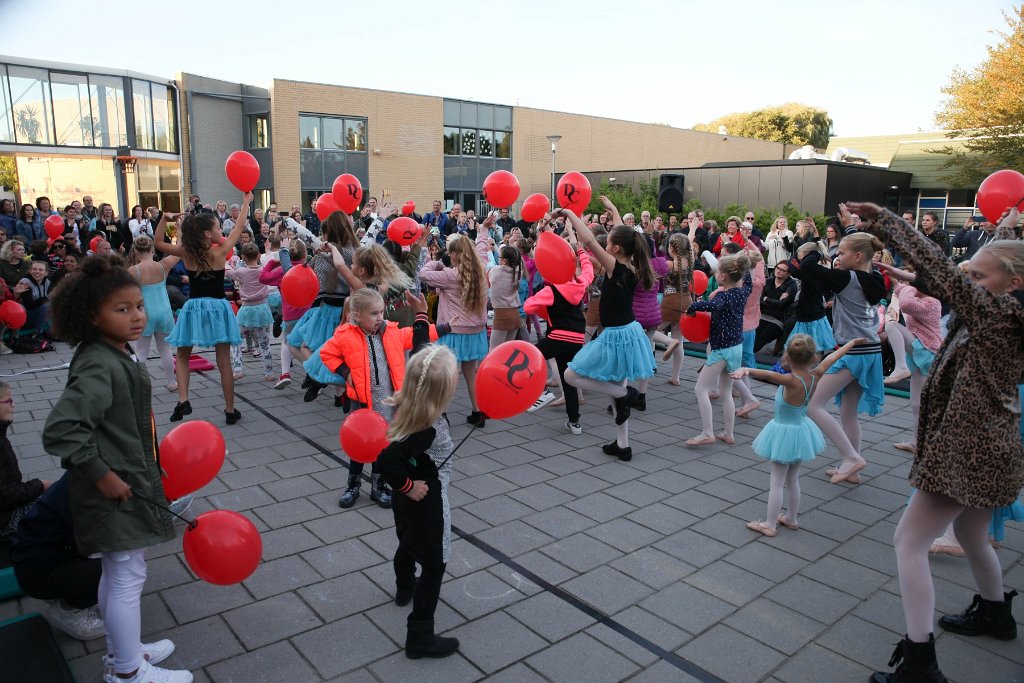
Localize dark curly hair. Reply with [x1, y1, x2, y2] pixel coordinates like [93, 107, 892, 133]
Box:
[180, 212, 219, 271]
[49, 254, 140, 346]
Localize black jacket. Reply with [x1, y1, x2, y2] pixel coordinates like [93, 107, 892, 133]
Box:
[10, 472, 77, 565]
[0, 422, 43, 534]
[760, 277, 798, 324]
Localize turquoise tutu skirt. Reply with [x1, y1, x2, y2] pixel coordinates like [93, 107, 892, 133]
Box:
[304, 346, 346, 385]
[752, 419, 826, 464]
[907, 338, 935, 376]
[789, 317, 835, 353]
[267, 291, 282, 314]
[706, 343, 743, 372]
[287, 304, 342, 349]
[991, 499, 1024, 543]
[237, 302, 274, 329]
[141, 282, 174, 337]
[167, 297, 241, 347]
[569, 321, 656, 382]
[828, 352, 884, 416]
[439, 331, 488, 362]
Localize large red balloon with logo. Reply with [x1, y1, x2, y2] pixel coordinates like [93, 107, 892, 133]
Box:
[0, 301, 26, 329]
[680, 311, 712, 343]
[556, 172, 592, 217]
[401, 200, 416, 216]
[183, 510, 262, 585]
[225, 151, 260, 193]
[521, 193, 549, 223]
[691, 270, 709, 296]
[44, 215, 64, 239]
[475, 341, 546, 420]
[535, 231, 576, 285]
[482, 170, 520, 209]
[977, 170, 1024, 224]
[315, 194, 338, 221]
[280, 264, 318, 309]
[159, 421, 227, 500]
[332, 174, 363, 213]
[339, 409, 390, 464]
[387, 217, 421, 246]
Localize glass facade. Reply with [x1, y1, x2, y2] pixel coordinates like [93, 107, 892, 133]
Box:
[442, 99, 513, 210]
[0, 63, 176, 152]
[298, 113, 369, 209]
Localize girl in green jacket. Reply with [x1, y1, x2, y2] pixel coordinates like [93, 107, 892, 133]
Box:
[45, 255, 191, 683]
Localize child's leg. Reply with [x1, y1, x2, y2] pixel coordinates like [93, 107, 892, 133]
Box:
[894, 490, 965, 641]
[462, 360, 479, 412]
[839, 380, 863, 455]
[735, 376, 760, 415]
[585, 325, 598, 342]
[690, 362, 725, 442]
[884, 321, 913, 382]
[174, 345, 192, 404]
[99, 549, 146, 675]
[256, 326, 273, 376]
[953, 507, 1006, 601]
[393, 543, 417, 590]
[807, 370, 863, 470]
[132, 335, 152, 360]
[902, 370, 926, 448]
[281, 321, 296, 375]
[555, 355, 580, 423]
[488, 327, 514, 352]
[783, 463, 801, 524]
[670, 322, 684, 383]
[154, 334, 176, 388]
[565, 370, 629, 447]
[763, 462, 788, 530]
[215, 343, 235, 413]
[230, 339, 243, 374]
[719, 373, 736, 440]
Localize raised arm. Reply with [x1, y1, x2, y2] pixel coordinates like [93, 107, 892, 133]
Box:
[598, 195, 623, 227]
[154, 213, 185, 256]
[812, 338, 864, 378]
[555, 208, 616, 274]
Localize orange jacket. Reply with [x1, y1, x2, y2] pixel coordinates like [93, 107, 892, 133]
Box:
[318, 313, 437, 407]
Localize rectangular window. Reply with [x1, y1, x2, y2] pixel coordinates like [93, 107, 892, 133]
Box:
[494, 130, 511, 159]
[299, 115, 319, 148]
[322, 117, 345, 149]
[345, 119, 366, 152]
[131, 79, 153, 149]
[8, 66, 53, 145]
[0, 68, 12, 143]
[443, 127, 459, 155]
[49, 72, 92, 146]
[495, 106, 512, 132]
[89, 75, 127, 147]
[151, 84, 175, 152]
[478, 130, 493, 157]
[248, 114, 268, 148]
[461, 129, 477, 156]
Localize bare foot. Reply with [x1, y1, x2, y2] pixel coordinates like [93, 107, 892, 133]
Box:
[884, 370, 911, 385]
[686, 434, 716, 446]
[894, 442, 917, 454]
[746, 520, 777, 537]
[736, 401, 761, 418]
[662, 339, 680, 361]
[715, 433, 735, 445]
[667, 378, 681, 386]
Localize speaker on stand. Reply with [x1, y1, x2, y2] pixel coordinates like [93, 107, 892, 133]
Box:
[657, 174, 685, 213]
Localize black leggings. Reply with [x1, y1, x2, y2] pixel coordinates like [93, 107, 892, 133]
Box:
[537, 337, 582, 422]
[393, 544, 445, 621]
[14, 556, 102, 609]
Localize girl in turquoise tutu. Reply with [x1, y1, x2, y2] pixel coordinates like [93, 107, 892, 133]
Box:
[733, 334, 864, 537]
[158, 191, 252, 425]
[229, 242, 276, 382]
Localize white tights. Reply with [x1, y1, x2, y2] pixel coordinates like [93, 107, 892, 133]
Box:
[489, 326, 524, 352]
[99, 549, 147, 675]
[565, 369, 629, 447]
[886, 321, 914, 376]
[132, 334, 174, 388]
[694, 361, 734, 438]
[895, 490, 1004, 641]
[807, 370, 864, 470]
[765, 463, 801, 529]
[665, 322, 684, 382]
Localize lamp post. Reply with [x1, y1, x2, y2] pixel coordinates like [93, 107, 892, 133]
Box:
[547, 134, 561, 202]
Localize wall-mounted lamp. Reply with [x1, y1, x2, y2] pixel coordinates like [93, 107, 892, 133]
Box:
[372, 148, 382, 155]
[609, 177, 616, 182]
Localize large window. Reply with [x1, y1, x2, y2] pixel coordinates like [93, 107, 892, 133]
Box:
[150, 83, 175, 152]
[248, 114, 269, 148]
[8, 66, 53, 145]
[132, 79, 153, 150]
[441, 99, 512, 160]
[298, 114, 368, 202]
[50, 72, 93, 146]
[89, 75, 127, 147]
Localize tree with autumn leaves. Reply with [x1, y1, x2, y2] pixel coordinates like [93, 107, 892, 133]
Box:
[933, 6, 1024, 186]
[694, 104, 833, 149]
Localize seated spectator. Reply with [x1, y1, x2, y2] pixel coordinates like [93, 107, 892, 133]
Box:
[0, 279, 27, 354]
[14, 203, 42, 243]
[10, 472, 104, 641]
[49, 250, 78, 287]
[0, 382, 49, 541]
[47, 238, 68, 272]
[0, 199, 16, 234]
[18, 260, 51, 332]
[753, 261, 798, 354]
[0, 239, 28, 288]
[166, 259, 189, 310]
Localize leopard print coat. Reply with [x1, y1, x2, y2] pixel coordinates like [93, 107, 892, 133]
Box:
[865, 210, 1023, 508]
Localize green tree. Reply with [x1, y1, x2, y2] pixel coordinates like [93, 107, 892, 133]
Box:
[694, 103, 833, 148]
[0, 156, 17, 193]
[931, 6, 1024, 186]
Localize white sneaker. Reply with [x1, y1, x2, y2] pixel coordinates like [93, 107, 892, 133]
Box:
[526, 391, 556, 413]
[0, 342, 11, 355]
[109, 658, 192, 683]
[566, 420, 583, 435]
[46, 601, 105, 640]
[103, 640, 177, 682]
[167, 495, 194, 517]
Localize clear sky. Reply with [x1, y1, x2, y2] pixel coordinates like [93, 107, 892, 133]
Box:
[1, 0, 1014, 137]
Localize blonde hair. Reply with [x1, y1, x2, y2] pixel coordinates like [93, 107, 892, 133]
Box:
[795, 220, 816, 239]
[353, 244, 412, 291]
[796, 242, 819, 259]
[978, 239, 1024, 285]
[717, 252, 751, 283]
[785, 333, 817, 368]
[385, 344, 457, 442]
[878, 248, 894, 266]
[348, 286, 384, 317]
[127, 235, 154, 266]
[772, 216, 787, 231]
[841, 232, 884, 259]
[289, 238, 307, 263]
[668, 233, 691, 271]
[447, 235, 486, 314]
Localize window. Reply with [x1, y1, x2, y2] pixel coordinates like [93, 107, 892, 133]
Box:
[89, 75, 127, 147]
[150, 84, 175, 152]
[345, 119, 366, 152]
[299, 115, 319, 148]
[461, 129, 477, 155]
[494, 130, 511, 159]
[442, 100, 512, 161]
[322, 117, 345, 149]
[299, 113, 368, 198]
[132, 79, 153, 149]
[443, 127, 459, 155]
[478, 130, 493, 157]
[495, 106, 512, 131]
[0, 69, 12, 143]
[49, 72, 92, 146]
[8, 66, 53, 145]
[248, 114, 268, 148]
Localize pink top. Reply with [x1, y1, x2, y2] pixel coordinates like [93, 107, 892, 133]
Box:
[229, 265, 269, 306]
[742, 261, 767, 332]
[259, 259, 307, 322]
[522, 253, 539, 293]
[419, 262, 487, 334]
[895, 282, 943, 353]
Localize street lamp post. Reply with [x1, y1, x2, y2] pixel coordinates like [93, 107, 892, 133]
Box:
[547, 134, 562, 202]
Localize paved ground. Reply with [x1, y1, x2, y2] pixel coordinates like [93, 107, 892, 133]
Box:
[2, 341, 1023, 683]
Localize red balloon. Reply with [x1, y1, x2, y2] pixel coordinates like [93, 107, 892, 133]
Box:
[44, 215, 64, 239]
[280, 264, 318, 309]
[401, 200, 416, 216]
[0, 301, 26, 329]
[976, 170, 1024, 224]
[159, 421, 227, 500]
[482, 170, 520, 209]
[339, 409, 389, 464]
[315, 194, 338, 221]
[691, 270, 709, 296]
[535, 231, 576, 285]
[89, 236, 104, 253]
[332, 174, 363, 213]
[521, 193, 549, 223]
[225, 151, 260, 193]
[475, 341, 546, 419]
[183, 510, 262, 585]
[680, 311, 712, 343]
[387, 217, 421, 246]
[556, 172, 592, 217]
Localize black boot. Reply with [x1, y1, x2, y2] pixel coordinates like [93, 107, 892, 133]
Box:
[939, 590, 1017, 640]
[338, 474, 361, 508]
[405, 618, 459, 659]
[870, 634, 947, 683]
[634, 392, 647, 411]
[613, 387, 639, 425]
[370, 474, 392, 509]
[395, 578, 417, 607]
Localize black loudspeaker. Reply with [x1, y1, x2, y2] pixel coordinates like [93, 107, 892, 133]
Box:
[658, 174, 685, 213]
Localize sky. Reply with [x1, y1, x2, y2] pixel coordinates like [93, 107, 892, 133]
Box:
[1, 0, 1014, 138]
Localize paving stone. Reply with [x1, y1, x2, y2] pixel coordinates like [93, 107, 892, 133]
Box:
[626, 660, 708, 683]
[303, 509, 379, 544]
[511, 549, 579, 585]
[207, 641, 321, 683]
[640, 583, 735, 635]
[799, 553, 890, 600]
[662, 489, 732, 516]
[684, 560, 775, 607]
[445, 537, 500, 578]
[695, 477, 763, 504]
[795, 508, 867, 542]
[724, 597, 827, 656]
[368, 651, 483, 683]
[475, 520, 554, 556]
[816, 614, 901, 672]
[938, 632, 1024, 682]
[532, 453, 591, 475]
[610, 547, 696, 589]
[301, 538, 385, 579]
[525, 632, 640, 682]
[448, 610, 548, 673]
[522, 506, 598, 538]
[505, 590, 597, 642]
[565, 491, 637, 523]
[765, 575, 861, 625]
[260, 473, 327, 502]
[252, 497, 326, 528]
[442, 570, 524, 620]
[242, 554, 323, 600]
[562, 565, 654, 615]
[222, 591, 321, 649]
[625, 502, 698, 535]
[206, 484, 276, 511]
[258, 524, 324, 561]
[676, 624, 787, 683]
[584, 621, 660, 666]
[297, 571, 391, 622]
[480, 663, 548, 683]
[773, 642, 872, 683]
[654, 529, 731, 567]
[142, 553, 194, 594]
[456, 473, 518, 499]
[162, 581, 251, 624]
[292, 614, 399, 679]
[362, 596, 465, 644]
[506, 481, 576, 511]
[539, 532, 622, 573]
[691, 511, 766, 548]
[461, 494, 535, 526]
[584, 518, 663, 554]
[610, 606, 691, 651]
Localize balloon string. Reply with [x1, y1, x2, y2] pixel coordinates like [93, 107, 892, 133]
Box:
[133, 491, 198, 530]
[437, 421, 480, 470]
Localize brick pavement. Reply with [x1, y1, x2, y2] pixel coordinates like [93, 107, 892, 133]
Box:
[2, 342, 1022, 683]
